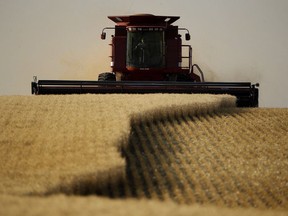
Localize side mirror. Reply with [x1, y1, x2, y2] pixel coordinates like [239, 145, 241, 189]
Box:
[101, 32, 106, 40]
[185, 33, 191, 41]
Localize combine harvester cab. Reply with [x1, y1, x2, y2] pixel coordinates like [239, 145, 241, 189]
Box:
[31, 14, 259, 107]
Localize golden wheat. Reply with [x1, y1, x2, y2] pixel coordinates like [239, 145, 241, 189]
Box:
[0, 94, 234, 195]
[0, 94, 287, 216]
[118, 108, 288, 209]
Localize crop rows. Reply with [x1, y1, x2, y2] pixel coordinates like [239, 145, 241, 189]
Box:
[97, 108, 288, 209]
[0, 94, 235, 196]
[1, 95, 287, 211]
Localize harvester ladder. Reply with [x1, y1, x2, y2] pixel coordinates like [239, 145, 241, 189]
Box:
[181, 45, 192, 70]
[181, 45, 205, 82]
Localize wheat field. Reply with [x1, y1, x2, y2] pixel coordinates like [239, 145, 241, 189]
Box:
[0, 94, 287, 216]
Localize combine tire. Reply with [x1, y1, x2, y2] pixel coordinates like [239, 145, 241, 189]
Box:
[176, 74, 193, 81]
[98, 73, 116, 81]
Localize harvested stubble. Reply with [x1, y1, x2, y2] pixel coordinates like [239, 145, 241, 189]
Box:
[0, 94, 287, 216]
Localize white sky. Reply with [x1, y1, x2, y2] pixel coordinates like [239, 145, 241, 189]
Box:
[0, 0, 287, 107]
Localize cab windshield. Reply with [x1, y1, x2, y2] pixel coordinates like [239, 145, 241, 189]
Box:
[126, 28, 165, 68]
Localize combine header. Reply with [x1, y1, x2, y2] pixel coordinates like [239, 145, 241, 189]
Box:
[31, 14, 259, 107]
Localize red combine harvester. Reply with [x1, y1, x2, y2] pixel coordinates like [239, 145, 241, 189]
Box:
[31, 14, 259, 107]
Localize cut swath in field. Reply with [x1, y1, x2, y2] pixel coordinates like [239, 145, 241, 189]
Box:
[80, 108, 287, 209]
[40, 103, 288, 209]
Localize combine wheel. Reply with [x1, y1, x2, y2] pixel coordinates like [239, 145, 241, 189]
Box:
[98, 72, 116, 81]
[176, 74, 193, 82]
